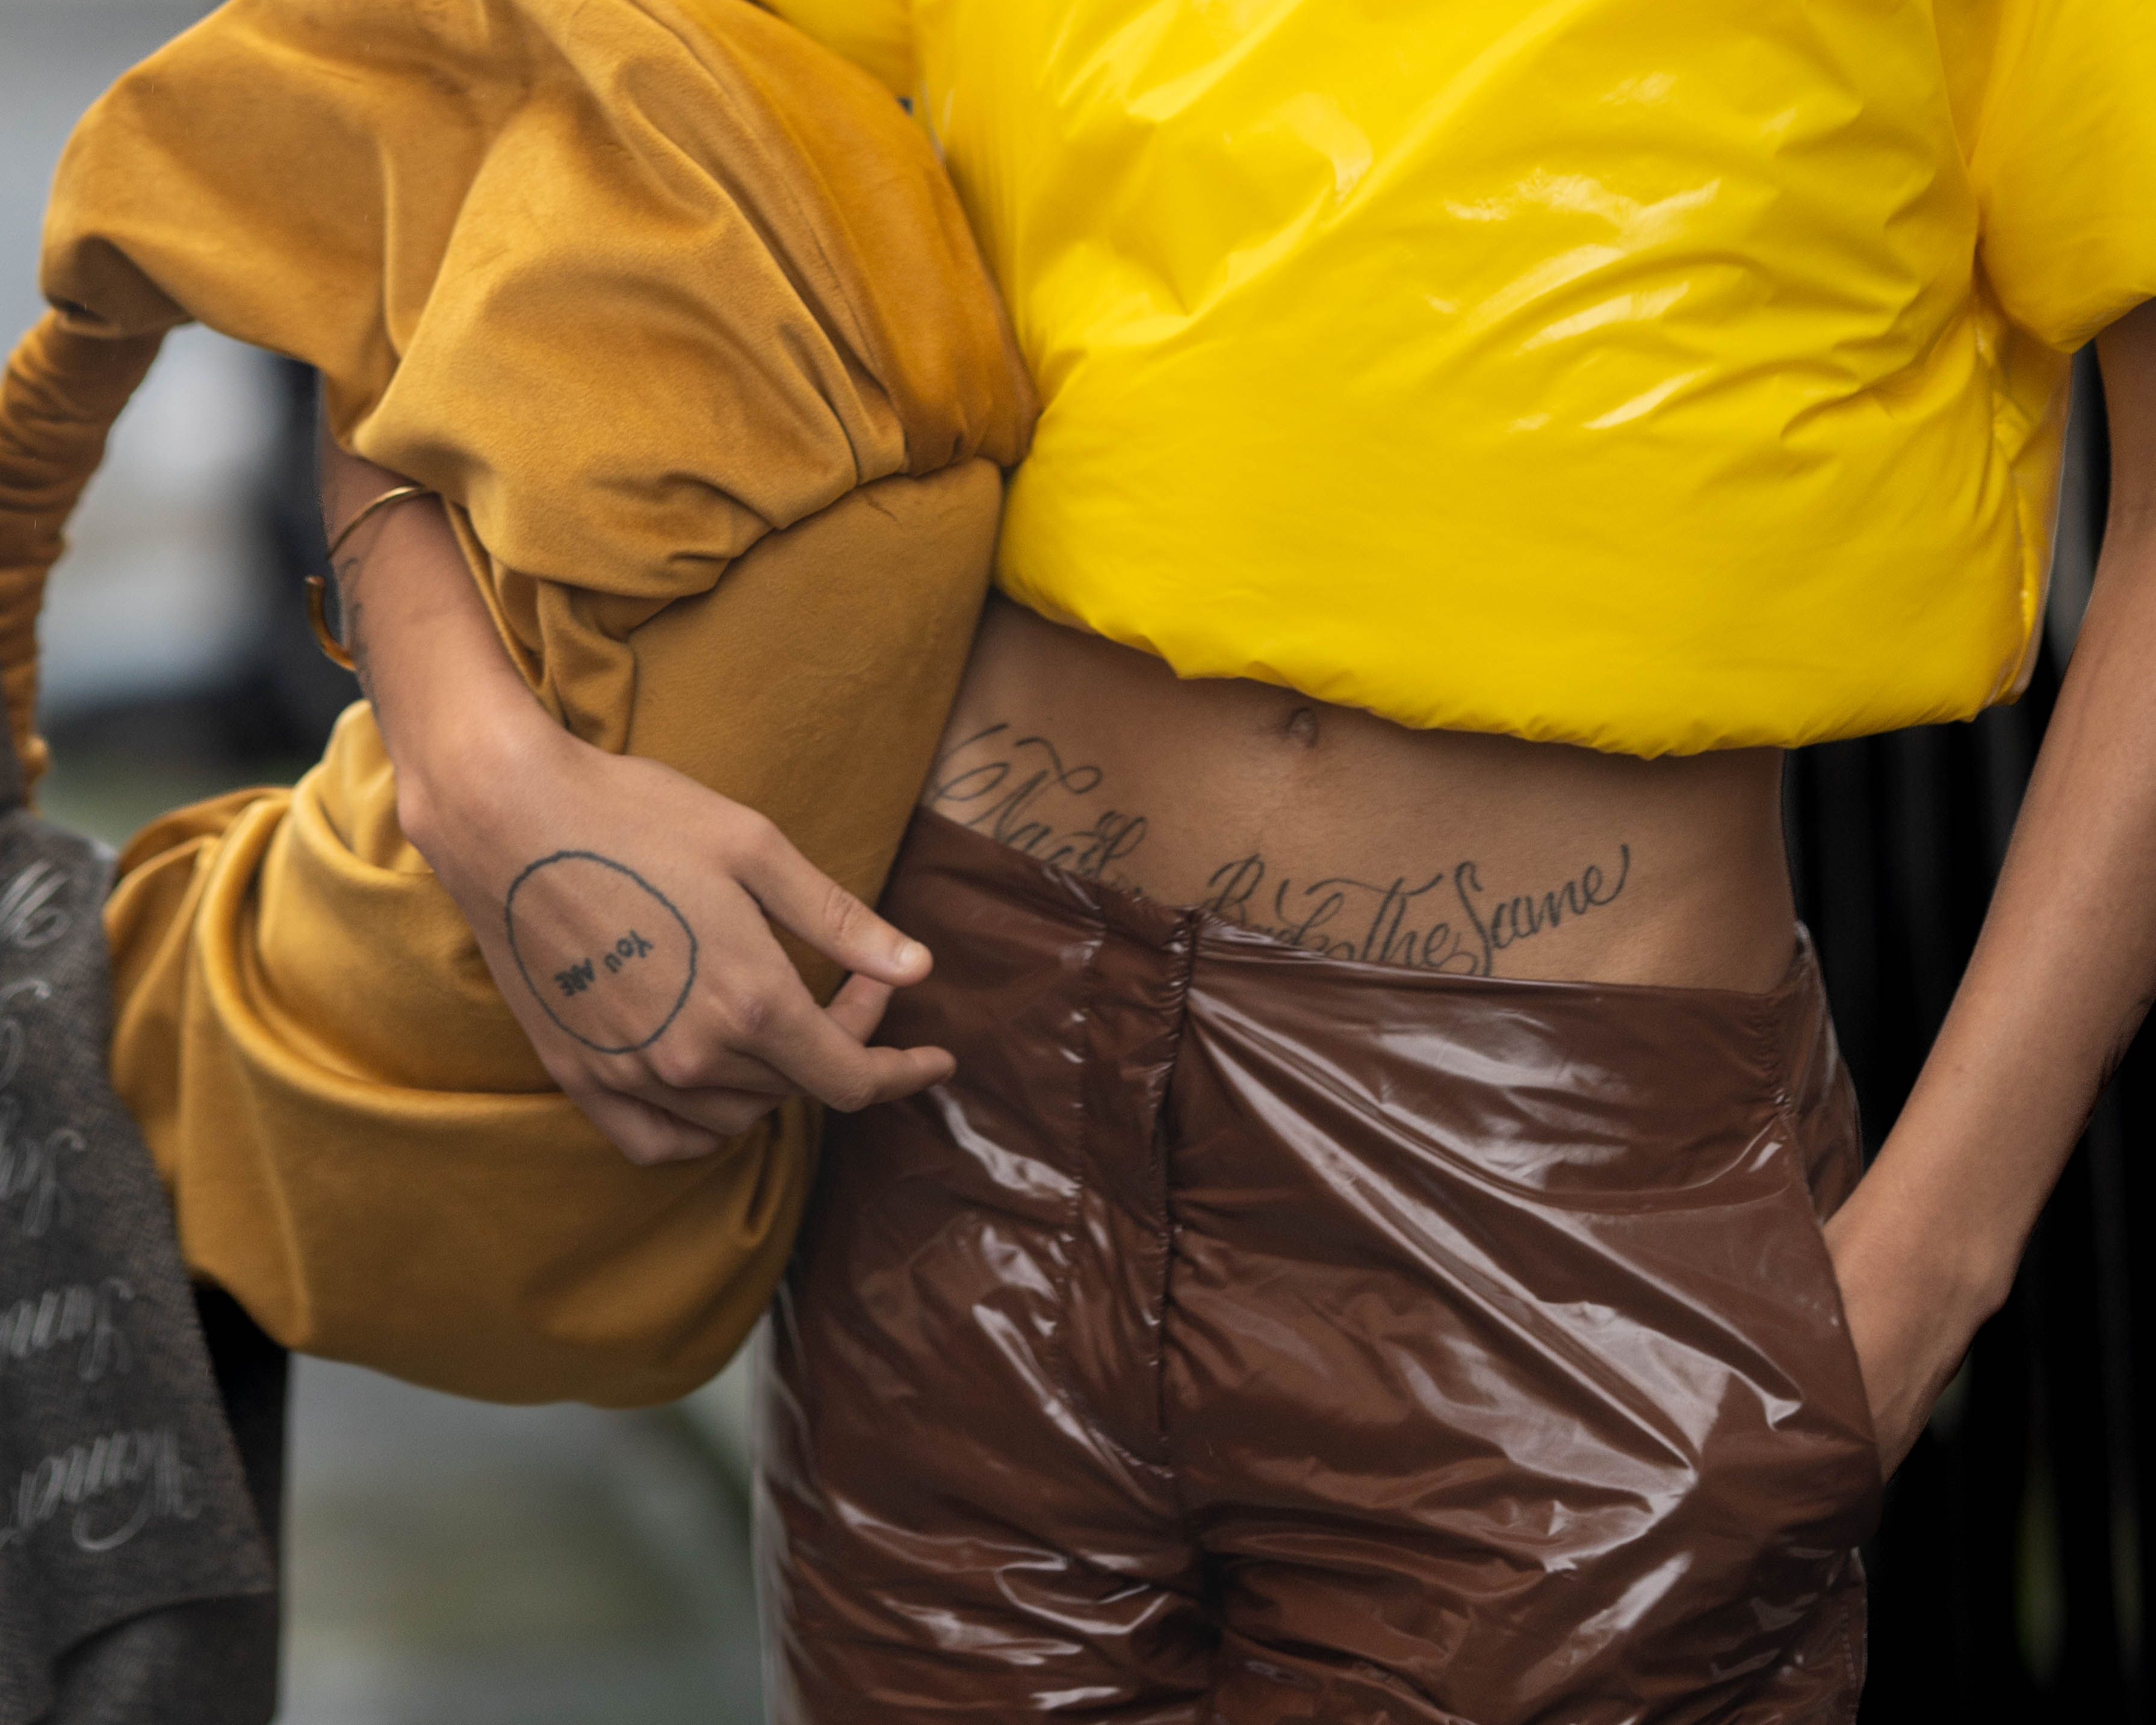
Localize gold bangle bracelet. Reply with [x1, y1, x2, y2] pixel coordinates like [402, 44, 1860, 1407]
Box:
[326, 482, 432, 561]
[303, 575, 356, 671]
[308, 483, 433, 670]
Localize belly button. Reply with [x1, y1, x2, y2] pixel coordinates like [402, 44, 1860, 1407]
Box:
[1285, 706, 1319, 748]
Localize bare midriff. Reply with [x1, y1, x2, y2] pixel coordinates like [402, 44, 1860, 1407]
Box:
[923, 593, 1797, 992]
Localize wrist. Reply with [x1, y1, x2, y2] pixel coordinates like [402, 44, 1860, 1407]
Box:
[1827, 1150, 2021, 1330]
[394, 691, 568, 862]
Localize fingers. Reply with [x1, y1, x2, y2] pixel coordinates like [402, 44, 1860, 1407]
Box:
[647, 1083, 790, 1139]
[581, 1021, 943, 1165]
[825, 972, 896, 1044]
[605, 881, 946, 1108]
[733, 823, 932, 988]
[632, 1003, 952, 1118]
[629, 959, 950, 1113]
[598, 974, 929, 1149]
[569, 1085, 726, 1168]
[524, 841, 951, 1154]
[747, 993, 956, 1112]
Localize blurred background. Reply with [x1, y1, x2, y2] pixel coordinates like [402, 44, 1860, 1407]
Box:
[3, 1, 763, 1721]
[4, 0, 2150, 1720]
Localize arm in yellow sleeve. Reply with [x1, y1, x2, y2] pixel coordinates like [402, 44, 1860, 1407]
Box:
[320, 439, 953, 1169]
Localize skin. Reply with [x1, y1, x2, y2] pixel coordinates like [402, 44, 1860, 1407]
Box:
[324, 297, 2156, 1481]
[919, 596, 1790, 993]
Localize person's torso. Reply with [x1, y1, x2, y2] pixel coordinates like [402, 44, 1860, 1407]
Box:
[739, 0, 2151, 982]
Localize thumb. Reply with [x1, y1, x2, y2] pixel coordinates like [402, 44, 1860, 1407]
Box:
[825, 973, 897, 1044]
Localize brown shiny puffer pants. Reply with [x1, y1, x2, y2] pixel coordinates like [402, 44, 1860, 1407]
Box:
[761, 811, 1882, 1723]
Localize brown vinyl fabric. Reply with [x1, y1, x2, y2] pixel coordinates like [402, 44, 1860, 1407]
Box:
[0, 0, 1033, 1404]
[763, 810, 1883, 1721]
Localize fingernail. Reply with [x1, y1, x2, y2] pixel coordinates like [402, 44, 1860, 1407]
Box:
[896, 939, 923, 969]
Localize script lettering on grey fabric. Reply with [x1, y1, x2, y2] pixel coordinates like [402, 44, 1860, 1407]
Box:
[0, 1280, 135, 1384]
[0, 1428, 200, 1555]
[0, 772, 274, 1722]
[0, 861, 73, 951]
[1, 980, 79, 1239]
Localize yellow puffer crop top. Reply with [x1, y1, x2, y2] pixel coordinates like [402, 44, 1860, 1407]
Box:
[760, 0, 2156, 756]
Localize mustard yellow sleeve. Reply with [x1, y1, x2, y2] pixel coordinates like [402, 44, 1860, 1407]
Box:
[757, 0, 915, 98]
[1951, 0, 2156, 350]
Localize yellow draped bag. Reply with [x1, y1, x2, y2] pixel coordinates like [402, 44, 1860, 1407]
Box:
[0, 0, 1033, 1404]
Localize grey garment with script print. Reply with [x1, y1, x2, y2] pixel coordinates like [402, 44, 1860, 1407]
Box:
[0, 731, 275, 1725]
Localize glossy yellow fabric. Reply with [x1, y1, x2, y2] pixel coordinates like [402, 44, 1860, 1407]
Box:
[1, 0, 1032, 1404]
[764, 0, 2156, 755]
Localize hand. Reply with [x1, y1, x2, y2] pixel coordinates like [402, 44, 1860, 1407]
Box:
[319, 442, 953, 1166]
[404, 708, 954, 1165]
[1821, 1188, 1991, 1476]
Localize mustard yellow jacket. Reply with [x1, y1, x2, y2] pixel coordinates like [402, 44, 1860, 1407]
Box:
[0, 0, 1033, 1404]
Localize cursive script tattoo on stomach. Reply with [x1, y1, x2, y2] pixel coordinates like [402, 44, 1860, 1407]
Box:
[1198, 849, 1629, 974]
[925, 723, 1150, 891]
[926, 721, 1631, 976]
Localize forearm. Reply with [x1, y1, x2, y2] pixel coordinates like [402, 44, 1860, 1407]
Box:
[1853, 524, 2156, 1304]
[1844, 305, 2156, 1324]
[319, 440, 555, 847]
[1812, 309, 2156, 1470]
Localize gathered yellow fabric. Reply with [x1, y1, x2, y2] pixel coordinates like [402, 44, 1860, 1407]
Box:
[766, 0, 2156, 757]
[1, 0, 1032, 1404]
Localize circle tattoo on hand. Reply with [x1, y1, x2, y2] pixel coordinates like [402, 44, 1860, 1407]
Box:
[504, 852, 697, 1054]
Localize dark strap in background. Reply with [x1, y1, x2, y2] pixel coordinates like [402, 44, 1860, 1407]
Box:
[0, 723, 279, 1724]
